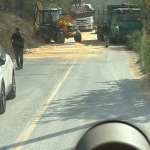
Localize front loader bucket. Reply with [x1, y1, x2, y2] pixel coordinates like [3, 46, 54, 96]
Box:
[69, 5, 95, 19]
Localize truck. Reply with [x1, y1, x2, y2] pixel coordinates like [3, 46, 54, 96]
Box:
[75, 16, 94, 31]
[97, 3, 143, 43]
[73, 2, 95, 31]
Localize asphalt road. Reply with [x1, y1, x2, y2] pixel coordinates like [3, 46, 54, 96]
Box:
[1, 32, 150, 150]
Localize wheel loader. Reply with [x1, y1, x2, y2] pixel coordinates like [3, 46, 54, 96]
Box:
[33, 2, 95, 43]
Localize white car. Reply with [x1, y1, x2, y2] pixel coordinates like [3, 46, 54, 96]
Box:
[0, 45, 16, 114]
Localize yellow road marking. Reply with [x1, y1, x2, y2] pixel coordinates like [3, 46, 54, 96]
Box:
[13, 60, 76, 150]
[14, 32, 103, 150]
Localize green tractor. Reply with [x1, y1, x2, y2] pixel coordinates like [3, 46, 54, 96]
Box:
[33, 2, 63, 43]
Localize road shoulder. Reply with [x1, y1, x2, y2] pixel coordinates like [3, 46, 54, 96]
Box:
[126, 49, 150, 94]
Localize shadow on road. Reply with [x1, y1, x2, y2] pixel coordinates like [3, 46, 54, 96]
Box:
[109, 45, 126, 51]
[90, 32, 96, 34]
[39, 78, 150, 136]
[81, 39, 105, 46]
[0, 122, 98, 149]
[80, 39, 125, 48]
[2, 78, 150, 149]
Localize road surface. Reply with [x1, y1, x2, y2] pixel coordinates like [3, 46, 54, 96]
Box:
[0, 32, 150, 150]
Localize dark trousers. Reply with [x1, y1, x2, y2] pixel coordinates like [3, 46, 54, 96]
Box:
[13, 48, 24, 68]
[104, 35, 109, 46]
[114, 35, 119, 44]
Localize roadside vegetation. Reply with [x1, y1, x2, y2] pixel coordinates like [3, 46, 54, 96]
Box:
[126, 0, 150, 74]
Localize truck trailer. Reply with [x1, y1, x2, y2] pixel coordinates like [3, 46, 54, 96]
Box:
[97, 3, 143, 43]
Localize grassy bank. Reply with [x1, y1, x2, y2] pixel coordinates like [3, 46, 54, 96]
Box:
[0, 12, 43, 60]
[126, 31, 150, 74]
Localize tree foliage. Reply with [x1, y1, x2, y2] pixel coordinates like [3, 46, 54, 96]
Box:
[0, 0, 73, 18]
[126, 0, 150, 73]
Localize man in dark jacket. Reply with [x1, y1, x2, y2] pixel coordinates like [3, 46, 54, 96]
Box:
[11, 28, 25, 70]
[102, 22, 111, 47]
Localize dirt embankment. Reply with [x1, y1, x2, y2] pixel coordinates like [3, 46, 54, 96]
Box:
[0, 12, 43, 60]
[127, 51, 150, 94]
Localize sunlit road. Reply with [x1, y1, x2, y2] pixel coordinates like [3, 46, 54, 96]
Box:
[1, 32, 150, 150]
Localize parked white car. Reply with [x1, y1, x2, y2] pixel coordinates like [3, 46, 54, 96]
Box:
[0, 45, 16, 114]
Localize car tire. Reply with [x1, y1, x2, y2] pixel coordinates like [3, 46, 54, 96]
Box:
[0, 82, 6, 114]
[7, 73, 16, 100]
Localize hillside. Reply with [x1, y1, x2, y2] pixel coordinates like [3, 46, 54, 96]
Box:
[0, 0, 72, 60]
[0, 12, 43, 60]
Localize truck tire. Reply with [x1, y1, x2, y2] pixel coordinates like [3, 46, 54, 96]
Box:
[57, 31, 65, 44]
[74, 30, 81, 42]
[0, 82, 5, 114]
[97, 29, 103, 41]
[97, 28, 100, 40]
[90, 27, 93, 32]
[7, 73, 16, 100]
[53, 34, 58, 42]
[37, 29, 50, 43]
[97, 33, 100, 40]
[109, 35, 115, 44]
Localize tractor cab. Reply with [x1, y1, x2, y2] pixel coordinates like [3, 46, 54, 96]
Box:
[39, 8, 62, 26]
[34, 8, 62, 43]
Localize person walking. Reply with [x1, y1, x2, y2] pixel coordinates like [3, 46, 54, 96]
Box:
[11, 28, 25, 70]
[114, 23, 119, 44]
[102, 22, 111, 47]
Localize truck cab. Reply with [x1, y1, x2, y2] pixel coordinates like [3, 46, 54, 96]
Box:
[75, 16, 94, 31]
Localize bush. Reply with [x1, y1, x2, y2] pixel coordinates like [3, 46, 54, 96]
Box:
[0, 12, 43, 61]
[126, 31, 142, 50]
[139, 35, 150, 72]
[126, 31, 150, 72]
